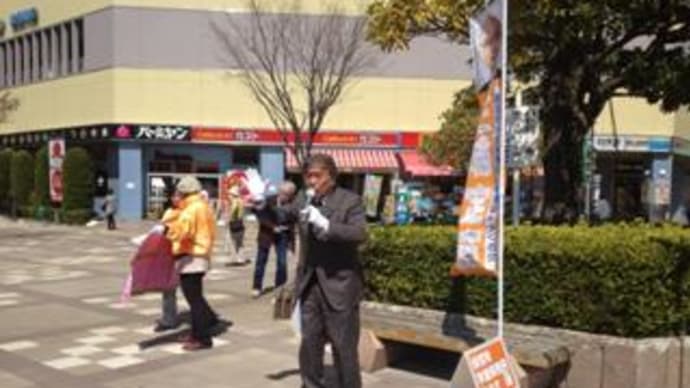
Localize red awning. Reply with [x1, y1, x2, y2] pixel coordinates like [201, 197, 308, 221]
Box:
[397, 150, 457, 177]
[285, 149, 399, 172]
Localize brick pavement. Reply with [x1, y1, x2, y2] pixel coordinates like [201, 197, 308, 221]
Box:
[0, 217, 449, 388]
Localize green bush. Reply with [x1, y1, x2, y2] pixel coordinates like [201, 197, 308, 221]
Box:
[59, 209, 93, 225]
[9, 150, 34, 211]
[33, 146, 50, 207]
[0, 149, 11, 211]
[62, 147, 93, 211]
[361, 224, 690, 338]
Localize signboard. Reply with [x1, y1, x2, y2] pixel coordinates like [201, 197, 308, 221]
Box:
[451, 338, 522, 388]
[454, 79, 501, 276]
[191, 127, 402, 148]
[134, 125, 190, 141]
[11, 8, 39, 32]
[593, 136, 671, 153]
[48, 139, 65, 203]
[363, 174, 384, 217]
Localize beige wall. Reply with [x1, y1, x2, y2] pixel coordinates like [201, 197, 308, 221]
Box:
[0, 0, 370, 39]
[593, 97, 677, 137]
[0, 68, 464, 134]
[674, 107, 690, 138]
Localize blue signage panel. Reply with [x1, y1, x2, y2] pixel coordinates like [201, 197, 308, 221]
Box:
[10, 8, 39, 32]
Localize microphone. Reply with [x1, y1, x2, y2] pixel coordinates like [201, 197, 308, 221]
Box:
[305, 188, 315, 206]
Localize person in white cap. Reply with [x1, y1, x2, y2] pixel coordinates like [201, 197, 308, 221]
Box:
[157, 175, 220, 351]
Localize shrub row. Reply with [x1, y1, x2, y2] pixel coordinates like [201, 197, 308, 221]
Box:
[0, 146, 93, 222]
[361, 224, 690, 338]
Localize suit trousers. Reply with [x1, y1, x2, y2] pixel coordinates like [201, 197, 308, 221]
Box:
[299, 279, 361, 388]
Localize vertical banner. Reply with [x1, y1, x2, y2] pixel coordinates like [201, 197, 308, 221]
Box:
[454, 0, 504, 276]
[363, 174, 384, 217]
[455, 81, 502, 276]
[48, 138, 65, 203]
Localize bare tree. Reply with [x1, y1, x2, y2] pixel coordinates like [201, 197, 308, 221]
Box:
[213, 0, 374, 170]
[0, 92, 19, 123]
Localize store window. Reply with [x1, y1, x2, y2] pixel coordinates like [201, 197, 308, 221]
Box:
[233, 147, 259, 168]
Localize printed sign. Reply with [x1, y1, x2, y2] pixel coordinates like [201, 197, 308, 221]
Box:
[191, 127, 401, 148]
[134, 125, 190, 141]
[452, 338, 521, 388]
[455, 79, 502, 276]
[48, 138, 65, 203]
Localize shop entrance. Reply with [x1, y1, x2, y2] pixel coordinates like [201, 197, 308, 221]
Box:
[146, 173, 221, 219]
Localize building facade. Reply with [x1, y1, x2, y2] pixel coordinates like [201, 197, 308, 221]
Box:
[0, 0, 471, 219]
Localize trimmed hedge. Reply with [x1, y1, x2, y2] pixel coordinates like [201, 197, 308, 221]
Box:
[33, 146, 50, 207]
[0, 149, 11, 210]
[9, 150, 34, 209]
[361, 224, 690, 338]
[62, 147, 93, 212]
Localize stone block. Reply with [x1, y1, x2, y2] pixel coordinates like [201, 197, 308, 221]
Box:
[602, 341, 637, 388]
[358, 330, 388, 373]
[566, 343, 604, 388]
[635, 338, 671, 388]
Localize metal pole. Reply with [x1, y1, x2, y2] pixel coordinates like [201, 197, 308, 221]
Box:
[497, 0, 509, 339]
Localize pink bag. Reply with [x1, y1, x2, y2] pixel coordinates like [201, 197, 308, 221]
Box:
[130, 233, 178, 295]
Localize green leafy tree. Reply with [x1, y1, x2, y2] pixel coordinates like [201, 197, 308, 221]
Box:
[420, 87, 477, 172]
[62, 147, 94, 211]
[0, 149, 13, 211]
[33, 146, 50, 207]
[10, 150, 34, 216]
[0, 92, 19, 123]
[368, 1, 690, 214]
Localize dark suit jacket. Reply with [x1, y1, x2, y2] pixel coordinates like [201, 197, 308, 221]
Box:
[291, 187, 367, 311]
[253, 195, 295, 249]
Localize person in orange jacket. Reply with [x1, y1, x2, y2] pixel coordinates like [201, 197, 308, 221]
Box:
[158, 176, 219, 351]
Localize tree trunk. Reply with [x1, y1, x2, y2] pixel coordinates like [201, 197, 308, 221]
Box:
[541, 110, 589, 224]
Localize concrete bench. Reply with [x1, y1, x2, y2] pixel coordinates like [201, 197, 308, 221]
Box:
[358, 301, 571, 386]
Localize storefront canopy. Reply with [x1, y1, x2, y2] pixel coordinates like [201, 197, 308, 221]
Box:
[397, 150, 457, 177]
[285, 148, 399, 173]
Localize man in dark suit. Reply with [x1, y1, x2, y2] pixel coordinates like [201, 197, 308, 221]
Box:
[291, 154, 367, 388]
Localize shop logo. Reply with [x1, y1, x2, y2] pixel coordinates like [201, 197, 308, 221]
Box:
[115, 125, 132, 139]
[135, 125, 190, 141]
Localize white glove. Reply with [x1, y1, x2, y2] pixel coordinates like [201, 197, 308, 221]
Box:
[301, 205, 329, 233]
[149, 224, 166, 235]
[273, 225, 288, 233]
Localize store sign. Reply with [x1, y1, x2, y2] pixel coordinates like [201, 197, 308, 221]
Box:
[191, 127, 401, 147]
[134, 125, 190, 141]
[10, 8, 39, 32]
[593, 136, 670, 153]
[48, 138, 65, 203]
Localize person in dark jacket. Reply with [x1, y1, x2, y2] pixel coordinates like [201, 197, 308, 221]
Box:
[250, 181, 296, 297]
[289, 154, 367, 388]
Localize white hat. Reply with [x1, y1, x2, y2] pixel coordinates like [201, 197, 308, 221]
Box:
[176, 176, 202, 194]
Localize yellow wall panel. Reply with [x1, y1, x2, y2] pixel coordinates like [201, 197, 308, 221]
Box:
[108, 69, 461, 132]
[111, 0, 370, 15]
[674, 107, 690, 138]
[0, 72, 115, 134]
[594, 97, 676, 137]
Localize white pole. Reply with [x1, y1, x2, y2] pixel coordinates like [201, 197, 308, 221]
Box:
[497, 0, 509, 339]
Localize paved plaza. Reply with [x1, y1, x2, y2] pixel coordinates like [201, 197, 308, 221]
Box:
[0, 217, 449, 388]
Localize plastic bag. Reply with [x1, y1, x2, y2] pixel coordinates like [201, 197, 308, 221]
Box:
[129, 233, 178, 295]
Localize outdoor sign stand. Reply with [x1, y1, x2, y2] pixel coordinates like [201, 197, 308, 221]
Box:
[452, 1, 525, 386]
